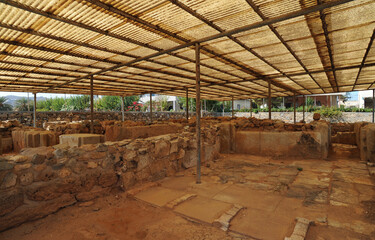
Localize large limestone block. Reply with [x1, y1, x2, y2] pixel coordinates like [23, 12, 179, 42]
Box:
[360, 127, 368, 161]
[354, 122, 368, 147]
[219, 122, 235, 153]
[365, 124, 375, 163]
[105, 124, 182, 141]
[59, 133, 104, 147]
[2, 137, 12, 153]
[12, 129, 57, 152]
[234, 131, 260, 154]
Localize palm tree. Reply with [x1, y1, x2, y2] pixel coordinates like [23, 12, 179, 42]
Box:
[15, 98, 33, 111]
[0, 97, 12, 111]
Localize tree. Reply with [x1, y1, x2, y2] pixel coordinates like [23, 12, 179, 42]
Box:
[61, 95, 90, 111]
[0, 97, 12, 111]
[96, 95, 140, 111]
[155, 95, 169, 111]
[96, 96, 121, 111]
[15, 98, 33, 111]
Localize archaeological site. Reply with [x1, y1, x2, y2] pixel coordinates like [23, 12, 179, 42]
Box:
[0, 0, 374, 239]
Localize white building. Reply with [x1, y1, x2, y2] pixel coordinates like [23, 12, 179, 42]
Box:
[139, 94, 180, 111]
[345, 90, 374, 108]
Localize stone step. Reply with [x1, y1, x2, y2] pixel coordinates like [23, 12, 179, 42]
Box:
[331, 131, 356, 145]
[329, 143, 359, 158]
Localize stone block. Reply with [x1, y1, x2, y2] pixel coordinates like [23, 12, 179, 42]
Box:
[1, 137, 11, 153]
[219, 122, 235, 153]
[12, 129, 57, 152]
[104, 124, 182, 141]
[59, 133, 104, 147]
[331, 132, 356, 145]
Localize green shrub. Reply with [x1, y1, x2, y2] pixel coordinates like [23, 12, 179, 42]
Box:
[315, 107, 342, 121]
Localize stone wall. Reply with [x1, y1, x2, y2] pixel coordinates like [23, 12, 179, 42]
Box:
[0, 111, 195, 127]
[357, 123, 375, 163]
[209, 112, 375, 123]
[0, 125, 220, 231]
[219, 118, 330, 159]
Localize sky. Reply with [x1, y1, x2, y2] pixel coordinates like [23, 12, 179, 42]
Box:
[0, 92, 75, 98]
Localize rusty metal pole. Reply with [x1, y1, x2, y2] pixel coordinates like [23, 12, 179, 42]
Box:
[195, 43, 201, 184]
[250, 99, 253, 117]
[33, 93, 37, 128]
[150, 93, 153, 123]
[27, 92, 30, 112]
[90, 75, 94, 133]
[293, 93, 296, 124]
[121, 96, 125, 122]
[303, 95, 305, 122]
[268, 80, 271, 120]
[373, 89, 374, 123]
[231, 96, 234, 118]
[186, 88, 189, 120]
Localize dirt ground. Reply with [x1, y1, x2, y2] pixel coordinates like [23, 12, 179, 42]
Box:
[0, 193, 245, 240]
[1, 153, 374, 240]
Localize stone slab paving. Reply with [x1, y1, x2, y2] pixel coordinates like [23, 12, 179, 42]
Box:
[132, 154, 375, 239]
[230, 207, 293, 240]
[173, 196, 233, 224]
[212, 185, 282, 212]
[134, 186, 186, 207]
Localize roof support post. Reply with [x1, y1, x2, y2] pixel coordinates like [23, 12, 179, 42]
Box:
[293, 93, 296, 124]
[222, 101, 225, 116]
[303, 95, 306, 122]
[231, 96, 234, 118]
[250, 99, 252, 118]
[27, 92, 30, 112]
[195, 43, 201, 184]
[185, 88, 189, 120]
[33, 93, 37, 128]
[90, 75, 94, 134]
[121, 96, 125, 122]
[268, 80, 271, 120]
[372, 89, 374, 123]
[149, 93, 153, 123]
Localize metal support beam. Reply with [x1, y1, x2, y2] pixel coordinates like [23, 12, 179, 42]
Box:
[250, 99, 253, 117]
[318, 1, 339, 92]
[121, 96, 125, 122]
[27, 92, 30, 112]
[150, 93, 153, 123]
[268, 80, 271, 120]
[90, 76, 94, 134]
[195, 43, 201, 184]
[186, 88, 189, 120]
[293, 93, 296, 124]
[33, 93, 37, 128]
[222, 101, 225, 116]
[303, 95, 306, 122]
[232, 96, 234, 118]
[373, 89, 374, 123]
[353, 29, 375, 91]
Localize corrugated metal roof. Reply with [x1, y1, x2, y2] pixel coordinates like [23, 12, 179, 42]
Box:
[0, 0, 373, 100]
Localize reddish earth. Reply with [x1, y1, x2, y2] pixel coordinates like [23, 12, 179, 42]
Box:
[0, 193, 243, 240]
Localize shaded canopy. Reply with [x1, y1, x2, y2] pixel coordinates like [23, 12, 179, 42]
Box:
[0, 0, 374, 100]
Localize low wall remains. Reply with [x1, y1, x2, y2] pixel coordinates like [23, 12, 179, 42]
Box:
[0, 111, 195, 127]
[104, 123, 184, 141]
[357, 123, 375, 163]
[0, 125, 220, 231]
[211, 112, 374, 123]
[219, 118, 330, 159]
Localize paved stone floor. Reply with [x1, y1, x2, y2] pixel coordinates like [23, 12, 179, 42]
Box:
[133, 154, 375, 240]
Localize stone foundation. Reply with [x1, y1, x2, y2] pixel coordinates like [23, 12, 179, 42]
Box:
[104, 123, 183, 141]
[219, 118, 330, 159]
[0, 125, 219, 231]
